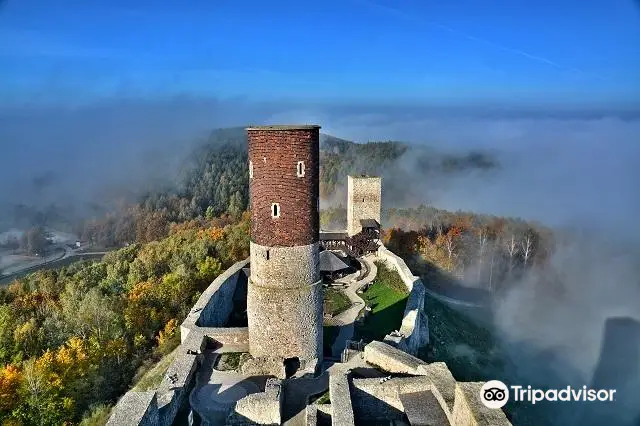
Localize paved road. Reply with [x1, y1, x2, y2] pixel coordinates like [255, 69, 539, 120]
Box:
[0, 245, 109, 285]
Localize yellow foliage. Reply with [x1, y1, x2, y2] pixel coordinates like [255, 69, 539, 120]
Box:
[127, 281, 153, 302]
[169, 219, 201, 235]
[13, 319, 37, 344]
[35, 350, 55, 371]
[133, 334, 147, 349]
[62, 397, 75, 412]
[157, 318, 177, 346]
[0, 365, 22, 411]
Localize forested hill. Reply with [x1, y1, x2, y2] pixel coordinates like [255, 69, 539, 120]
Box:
[319, 134, 497, 197]
[77, 127, 499, 248]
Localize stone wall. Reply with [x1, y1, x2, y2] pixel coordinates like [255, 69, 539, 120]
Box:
[363, 340, 429, 376]
[249, 241, 320, 289]
[329, 368, 355, 426]
[376, 244, 430, 354]
[347, 175, 381, 237]
[106, 391, 158, 426]
[335, 342, 511, 425]
[198, 327, 249, 349]
[107, 331, 207, 426]
[247, 277, 323, 363]
[247, 125, 320, 247]
[110, 259, 250, 426]
[351, 376, 434, 422]
[155, 331, 205, 425]
[452, 382, 513, 426]
[228, 378, 283, 425]
[180, 258, 249, 341]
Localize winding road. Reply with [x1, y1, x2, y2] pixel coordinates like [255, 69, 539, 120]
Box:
[329, 254, 378, 358]
[0, 244, 109, 285]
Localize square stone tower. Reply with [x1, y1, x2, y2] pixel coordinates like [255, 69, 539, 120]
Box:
[246, 125, 323, 371]
[347, 175, 382, 236]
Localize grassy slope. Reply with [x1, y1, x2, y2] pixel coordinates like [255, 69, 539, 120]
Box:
[131, 346, 180, 392]
[323, 288, 351, 317]
[420, 296, 556, 426]
[355, 262, 409, 342]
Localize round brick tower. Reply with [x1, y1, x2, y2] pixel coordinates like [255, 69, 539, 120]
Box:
[246, 125, 323, 369]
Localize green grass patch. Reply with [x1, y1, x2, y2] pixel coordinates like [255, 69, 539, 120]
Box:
[79, 404, 112, 426]
[311, 390, 331, 405]
[323, 288, 351, 316]
[354, 262, 409, 342]
[214, 352, 251, 371]
[323, 325, 340, 357]
[375, 261, 410, 294]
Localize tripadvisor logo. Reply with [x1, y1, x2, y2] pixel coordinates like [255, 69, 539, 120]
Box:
[481, 380, 510, 409]
[480, 380, 618, 409]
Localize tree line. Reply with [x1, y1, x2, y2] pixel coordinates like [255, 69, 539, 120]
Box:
[0, 214, 250, 425]
[383, 206, 554, 293]
[321, 204, 554, 294]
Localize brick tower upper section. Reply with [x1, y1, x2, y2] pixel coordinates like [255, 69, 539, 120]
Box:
[247, 125, 321, 247]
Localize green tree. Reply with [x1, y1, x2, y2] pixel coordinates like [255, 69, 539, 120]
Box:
[205, 205, 215, 219]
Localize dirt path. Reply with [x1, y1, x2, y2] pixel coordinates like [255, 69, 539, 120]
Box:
[330, 255, 378, 358]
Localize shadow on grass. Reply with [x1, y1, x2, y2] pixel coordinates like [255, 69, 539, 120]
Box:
[354, 298, 408, 343]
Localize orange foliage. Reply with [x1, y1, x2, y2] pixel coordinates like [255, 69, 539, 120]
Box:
[453, 215, 473, 231]
[197, 226, 224, 242]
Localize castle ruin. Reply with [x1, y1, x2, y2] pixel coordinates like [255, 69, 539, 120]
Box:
[347, 175, 382, 237]
[106, 125, 512, 426]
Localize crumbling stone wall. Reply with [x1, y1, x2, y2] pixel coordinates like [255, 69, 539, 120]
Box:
[106, 391, 158, 426]
[107, 331, 207, 426]
[330, 342, 510, 425]
[377, 244, 430, 354]
[199, 327, 249, 349]
[347, 175, 381, 236]
[351, 376, 434, 422]
[180, 258, 250, 341]
[228, 378, 283, 425]
[329, 368, 355, 426]
[363, 340, 429, 376]
[452, 382, 513, 426]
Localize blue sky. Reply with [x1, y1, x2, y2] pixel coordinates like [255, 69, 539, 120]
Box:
[0, 0, 639, 106]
